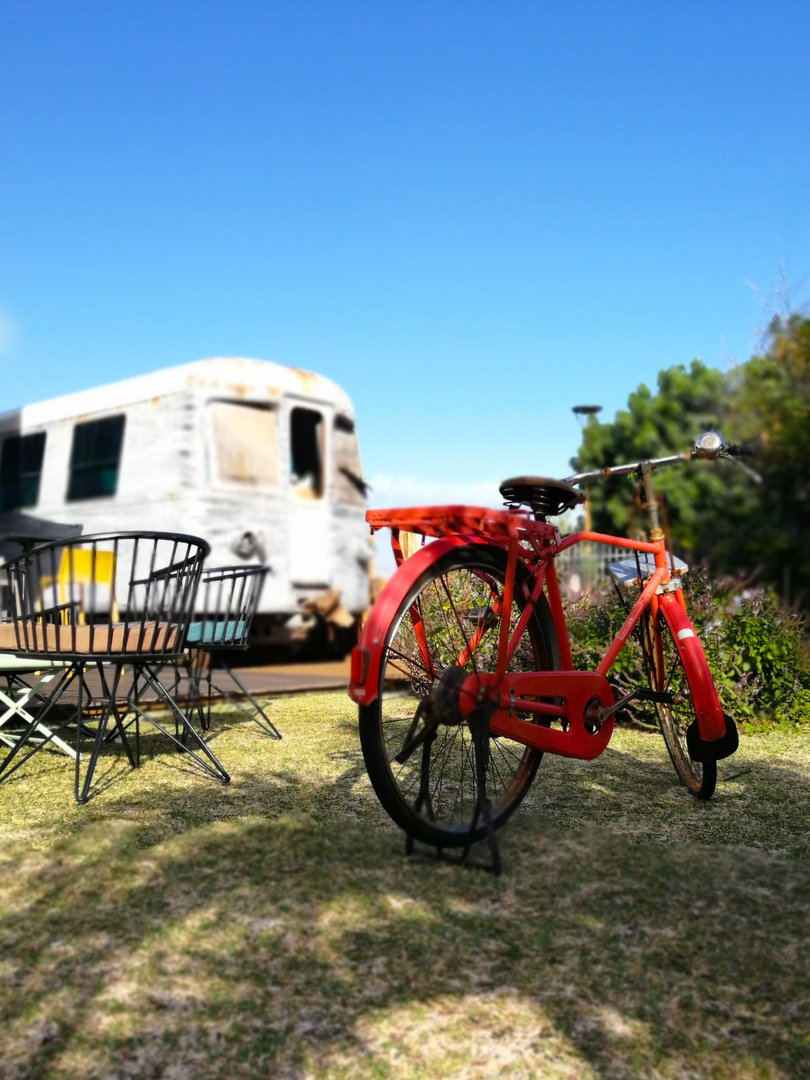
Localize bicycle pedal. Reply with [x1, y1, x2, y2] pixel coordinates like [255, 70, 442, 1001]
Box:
[465, 605, 497, 631]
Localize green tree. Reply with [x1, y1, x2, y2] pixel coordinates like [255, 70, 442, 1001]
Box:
[572, 316, 810, 607]
[571, 359, 756, 568]
[730, 315, 810, 606]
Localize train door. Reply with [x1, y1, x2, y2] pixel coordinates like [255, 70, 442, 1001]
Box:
[288, 404, 330, 586]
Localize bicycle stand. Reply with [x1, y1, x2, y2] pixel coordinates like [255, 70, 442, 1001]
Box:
[404, 700, 503, 876]
[404, 833, 501, 874]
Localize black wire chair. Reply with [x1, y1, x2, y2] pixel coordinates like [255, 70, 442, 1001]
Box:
[182, 565, 280, 739]
[0, 531, 230, 803]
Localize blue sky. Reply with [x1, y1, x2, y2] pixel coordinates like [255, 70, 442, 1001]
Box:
[1, 1, 808, 506]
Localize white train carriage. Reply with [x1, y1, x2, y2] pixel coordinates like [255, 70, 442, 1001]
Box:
[0, 357, 371, 650]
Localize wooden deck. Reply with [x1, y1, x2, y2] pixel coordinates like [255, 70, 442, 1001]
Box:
[50, 657, 353, 708]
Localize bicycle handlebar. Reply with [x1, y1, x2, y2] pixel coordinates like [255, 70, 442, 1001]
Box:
[564, 454, 686, 487]
[564, 430, 756, 488]
[725, 443, 755, 456]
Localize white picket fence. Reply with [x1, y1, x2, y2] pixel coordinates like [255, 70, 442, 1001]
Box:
[554, 544, 638, 597]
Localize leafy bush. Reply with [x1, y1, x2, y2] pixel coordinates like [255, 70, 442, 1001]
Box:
[564, 570, 810, 730]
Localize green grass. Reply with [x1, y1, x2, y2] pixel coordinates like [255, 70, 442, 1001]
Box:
[1, 694, 809, 1079]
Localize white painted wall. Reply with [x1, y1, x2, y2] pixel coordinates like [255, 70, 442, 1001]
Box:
[0, 358, 372, 639]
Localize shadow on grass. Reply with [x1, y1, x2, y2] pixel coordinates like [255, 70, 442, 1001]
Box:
[1, 739, 809, 1079]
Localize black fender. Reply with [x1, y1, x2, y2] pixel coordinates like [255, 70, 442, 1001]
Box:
[686, 713, 739, 762]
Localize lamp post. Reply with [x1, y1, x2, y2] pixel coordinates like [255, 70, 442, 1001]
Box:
[572, 405, 602, 592]
[572, 404, 602, 423]
[571, 405, 602, 531]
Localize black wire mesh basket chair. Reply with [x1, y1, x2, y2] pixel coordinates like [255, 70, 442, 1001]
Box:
[181, 564, 280, 738]
[0, 531, 230, 802]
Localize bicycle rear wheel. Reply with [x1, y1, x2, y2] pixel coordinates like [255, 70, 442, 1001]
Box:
[359, 544, 560, 848]
[645, 610, 717, 799]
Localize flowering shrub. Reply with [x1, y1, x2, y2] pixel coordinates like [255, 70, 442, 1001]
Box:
[564, 569, 810, 730]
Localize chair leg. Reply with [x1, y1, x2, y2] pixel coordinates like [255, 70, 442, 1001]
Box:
[0, 668, 76, 784]
[185, 650, 211, 733]
[130, 663, 230, 785]
[74, 663, 133, 804]
[206, 658, 282, 739]
[0, 674, 77, 759]
[111, 667, 143, 766]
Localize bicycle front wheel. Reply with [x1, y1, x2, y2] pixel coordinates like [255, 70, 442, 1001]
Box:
[647, 610, 717, 799]
[359, 544, 560, 849]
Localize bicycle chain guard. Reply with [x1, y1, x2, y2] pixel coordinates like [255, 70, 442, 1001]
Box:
[459, 669, 615, 760]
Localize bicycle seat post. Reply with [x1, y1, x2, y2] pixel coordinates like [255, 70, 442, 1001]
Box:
[640, 462, 664, 542]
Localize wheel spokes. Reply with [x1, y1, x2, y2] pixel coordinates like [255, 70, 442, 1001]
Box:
[374, 555, 547, 836]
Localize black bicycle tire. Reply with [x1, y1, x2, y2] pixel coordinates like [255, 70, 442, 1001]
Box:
[359, 543, 560, 848]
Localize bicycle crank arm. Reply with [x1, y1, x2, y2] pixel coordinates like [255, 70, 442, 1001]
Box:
[591, 686, 686, 724]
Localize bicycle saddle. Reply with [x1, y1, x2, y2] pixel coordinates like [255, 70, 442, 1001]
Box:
[499, 476, 584, 518]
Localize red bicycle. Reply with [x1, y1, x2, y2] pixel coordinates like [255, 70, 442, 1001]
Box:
[349, 431, 749, 872]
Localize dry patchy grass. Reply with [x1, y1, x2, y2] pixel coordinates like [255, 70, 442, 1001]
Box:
[0, 693, 809, 1079]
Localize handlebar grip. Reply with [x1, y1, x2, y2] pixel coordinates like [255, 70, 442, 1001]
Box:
[726, 443, 755, 456]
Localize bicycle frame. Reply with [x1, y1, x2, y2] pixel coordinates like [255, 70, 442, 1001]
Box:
[348, 509, 727, 758]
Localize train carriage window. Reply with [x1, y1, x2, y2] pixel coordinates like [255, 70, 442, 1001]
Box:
[67, 415, 125, 501]
[210, 401, 278, 485]
[0, 432, 46, 511]
[290, 407, 324, 499]
[333, 415, 366, 507]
